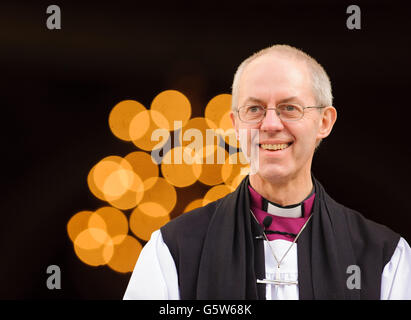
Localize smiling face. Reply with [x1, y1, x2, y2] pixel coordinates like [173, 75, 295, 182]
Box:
[231, 53, 336, 186]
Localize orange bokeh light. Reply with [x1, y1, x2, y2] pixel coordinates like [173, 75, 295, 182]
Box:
[88, 156, 131, 200]
[204, 94, 232, 130]
[93, 207, 128, 244]
[129, 204, 170, 241]
[150, 90, 191, 131]
[203, 184, 233, 206]
[178, 117, 219, 150]
[107, 235, 143, 273]
[124, 151, 159, 190]
[183, 199, 203, 213]
[67, 210, 94, 243]
[197, 146, 228, 186]
[69, 206, 132, 268]
[131, 110, 171, 151]
[161, 146, 202, 187]
[74, 228, 114, 266]
[109, 100, 148, 141]
[87, 156, 145, 210]
[221, 151, 250, 190]
[140, 177, 177, 216]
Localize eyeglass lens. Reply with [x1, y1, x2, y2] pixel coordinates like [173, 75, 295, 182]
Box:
[239, 104, 303, 122]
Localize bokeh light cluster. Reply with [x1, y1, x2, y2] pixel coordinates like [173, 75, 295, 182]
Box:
[68, 90, 249, 273]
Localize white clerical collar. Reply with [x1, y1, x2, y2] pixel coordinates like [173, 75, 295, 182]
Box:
[262, 187, 315, 218]
[266, 202, 302, 218]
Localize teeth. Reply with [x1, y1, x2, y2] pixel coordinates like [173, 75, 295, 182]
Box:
[260, 143, 290, 151]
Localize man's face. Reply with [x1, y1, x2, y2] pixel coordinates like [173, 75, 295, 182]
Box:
[231, 54, 328, 184]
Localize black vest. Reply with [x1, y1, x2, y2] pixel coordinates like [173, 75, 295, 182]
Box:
[161, 176, 400, 299]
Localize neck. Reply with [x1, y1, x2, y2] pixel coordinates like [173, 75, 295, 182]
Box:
[249, 172, 313, 207]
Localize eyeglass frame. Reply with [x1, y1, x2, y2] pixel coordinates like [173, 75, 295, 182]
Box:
[235, 103, 326, 123]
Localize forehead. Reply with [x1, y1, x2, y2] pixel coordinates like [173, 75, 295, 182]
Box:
[238, 54, 314, 105]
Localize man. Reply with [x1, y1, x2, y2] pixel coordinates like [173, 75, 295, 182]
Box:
[124, 45, 411, 299]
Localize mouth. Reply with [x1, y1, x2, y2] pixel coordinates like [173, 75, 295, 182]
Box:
[258, 142, 293, 152]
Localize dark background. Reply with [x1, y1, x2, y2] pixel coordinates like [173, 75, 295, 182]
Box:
[1, 0, 410, 299]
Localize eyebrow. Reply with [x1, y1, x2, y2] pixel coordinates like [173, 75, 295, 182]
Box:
[243, 96, 304, 106]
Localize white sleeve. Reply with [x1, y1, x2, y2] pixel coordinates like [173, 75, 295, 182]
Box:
[123, 230, 180, 300]
[380, 237, 411, 300]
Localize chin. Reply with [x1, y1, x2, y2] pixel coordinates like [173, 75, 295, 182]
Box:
[252, 164, 293, 184]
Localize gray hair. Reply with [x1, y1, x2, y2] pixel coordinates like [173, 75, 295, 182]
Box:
[231, 45, 333, 111]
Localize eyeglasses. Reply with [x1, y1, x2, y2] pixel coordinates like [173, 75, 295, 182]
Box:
[236, 103, 325, 123]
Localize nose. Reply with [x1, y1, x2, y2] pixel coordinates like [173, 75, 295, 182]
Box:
[259, 108, 284, 131]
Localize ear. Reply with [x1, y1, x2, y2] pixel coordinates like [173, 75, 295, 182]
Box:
[317, 106, 337, 140]
[230, 111, 239, 140]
